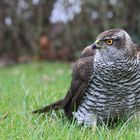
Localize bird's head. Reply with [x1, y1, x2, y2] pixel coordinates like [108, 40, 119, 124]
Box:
[92, 29, 137, 61]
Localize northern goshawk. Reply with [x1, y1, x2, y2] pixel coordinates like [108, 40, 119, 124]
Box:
[33, 29, 140, 127]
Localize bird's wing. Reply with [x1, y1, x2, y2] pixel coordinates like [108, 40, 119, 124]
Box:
[62, 46, 95, 117]
[33, 46, 96, 117]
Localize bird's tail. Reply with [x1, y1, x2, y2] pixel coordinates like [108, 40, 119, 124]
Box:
[32, 99, 64, 114]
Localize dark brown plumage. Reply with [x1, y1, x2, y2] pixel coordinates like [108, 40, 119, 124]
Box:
[33, 45, 95, 117]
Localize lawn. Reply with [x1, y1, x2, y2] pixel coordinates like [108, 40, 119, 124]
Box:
[0, 61, 140, 140]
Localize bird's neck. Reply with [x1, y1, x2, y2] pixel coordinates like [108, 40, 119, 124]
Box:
[94, 50, 140, 82]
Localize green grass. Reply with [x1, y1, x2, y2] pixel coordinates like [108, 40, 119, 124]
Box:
[0, 61, 140, 140]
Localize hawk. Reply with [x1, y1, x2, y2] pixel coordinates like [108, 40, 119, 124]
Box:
[33, 29, 140, 127]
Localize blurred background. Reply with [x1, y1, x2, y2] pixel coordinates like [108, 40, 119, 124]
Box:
[0, 0, 140, 66]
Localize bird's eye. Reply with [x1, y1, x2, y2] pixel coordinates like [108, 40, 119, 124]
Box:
[106, 39, 113, 45]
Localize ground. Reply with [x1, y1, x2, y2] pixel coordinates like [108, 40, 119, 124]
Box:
[0, 61, 140, 140]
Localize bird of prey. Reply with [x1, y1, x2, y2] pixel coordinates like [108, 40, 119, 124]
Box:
[33, 29, 140, 127]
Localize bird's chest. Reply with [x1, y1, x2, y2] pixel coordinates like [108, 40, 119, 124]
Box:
[82, 67, 140, 120]
[74, 59, 140, 125]
[89, 77, 135, 111]
[94, 75, 132, 98]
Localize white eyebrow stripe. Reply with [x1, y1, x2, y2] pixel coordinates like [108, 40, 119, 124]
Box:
[103, 36, 119, 40]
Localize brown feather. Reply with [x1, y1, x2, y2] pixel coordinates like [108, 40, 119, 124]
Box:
[32, 45, 95, 118]
[32, 99, 63, 113]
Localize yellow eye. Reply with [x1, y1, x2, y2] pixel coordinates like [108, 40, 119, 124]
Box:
[106, 39, 113, 45]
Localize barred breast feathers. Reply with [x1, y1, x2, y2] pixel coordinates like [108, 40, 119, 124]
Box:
[74, 41, 140, 126]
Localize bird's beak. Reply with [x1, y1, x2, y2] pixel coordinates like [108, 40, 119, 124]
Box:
[92, 39, 105, 49]
[91, 40, 100, 49]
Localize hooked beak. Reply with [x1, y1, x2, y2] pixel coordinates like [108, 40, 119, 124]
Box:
[92, 39, 105, 49]
[92, 40, 100, 49]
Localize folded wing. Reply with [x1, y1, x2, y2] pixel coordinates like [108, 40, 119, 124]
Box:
[33, 46, 96, 118]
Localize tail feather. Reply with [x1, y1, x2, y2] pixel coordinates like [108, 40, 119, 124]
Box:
[32, 99, 64, 114]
